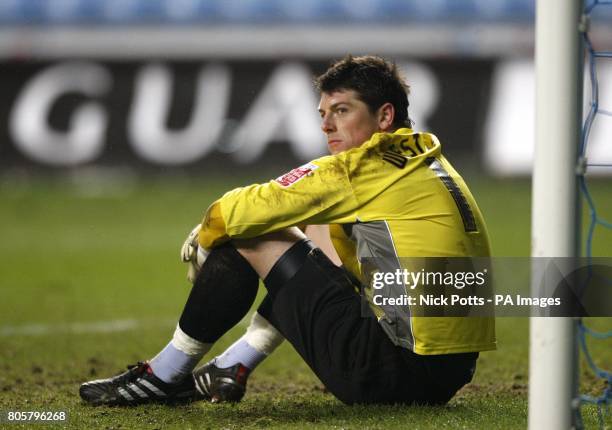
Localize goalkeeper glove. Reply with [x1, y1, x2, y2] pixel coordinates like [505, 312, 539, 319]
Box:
[180, 224, 209, 283]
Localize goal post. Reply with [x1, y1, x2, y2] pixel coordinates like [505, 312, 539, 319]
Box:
[529, 0, 584, 429]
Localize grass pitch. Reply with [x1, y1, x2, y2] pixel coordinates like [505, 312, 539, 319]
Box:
[0, 173, 610, 429]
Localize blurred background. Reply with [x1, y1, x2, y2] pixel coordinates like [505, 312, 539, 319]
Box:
[0, 0, 611, 178]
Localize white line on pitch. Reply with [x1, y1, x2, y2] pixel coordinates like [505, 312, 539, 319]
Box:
[0, 319, 167, 336]
[0, 314, 251, 337]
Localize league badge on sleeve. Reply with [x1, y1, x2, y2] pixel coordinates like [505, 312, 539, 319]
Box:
[274, 163, 319, 187]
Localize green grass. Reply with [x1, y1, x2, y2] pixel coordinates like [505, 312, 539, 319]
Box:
[0, 174, 610, 429]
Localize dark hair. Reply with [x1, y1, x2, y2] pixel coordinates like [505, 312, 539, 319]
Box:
[314, 55, 412, 129]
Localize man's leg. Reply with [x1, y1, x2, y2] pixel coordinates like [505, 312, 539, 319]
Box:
[149, 242, 260, 380]
[234, 228, 307, 278]
[213, 312, 283, 370]
[195, 225, 340, 401]
[211, 224, 340, 372]
[233, 230, 477, 405]
[188, 229, 306, 401]
[228, 229, 410, 404]
[79, 243, 260, 406]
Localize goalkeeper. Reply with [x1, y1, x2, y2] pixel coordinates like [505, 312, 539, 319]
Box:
[80, 55, 495, 406]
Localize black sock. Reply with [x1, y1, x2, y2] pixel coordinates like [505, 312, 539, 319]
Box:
[178, 243, 259, 343]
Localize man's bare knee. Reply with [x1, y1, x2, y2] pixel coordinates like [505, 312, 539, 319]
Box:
[233, 227, 306, 279]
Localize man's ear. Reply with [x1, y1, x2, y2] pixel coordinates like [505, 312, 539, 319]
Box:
[378, 102, 395, 131]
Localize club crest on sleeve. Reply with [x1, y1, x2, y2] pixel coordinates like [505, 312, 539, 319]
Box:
[274, 163, 319, 187]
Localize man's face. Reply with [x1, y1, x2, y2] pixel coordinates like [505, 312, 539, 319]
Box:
[318, 90, 383, 155]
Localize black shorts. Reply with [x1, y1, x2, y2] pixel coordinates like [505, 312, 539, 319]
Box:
[257, 240, 478, 405]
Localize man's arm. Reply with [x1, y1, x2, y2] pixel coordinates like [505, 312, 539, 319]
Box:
[198, 156, 358, 250]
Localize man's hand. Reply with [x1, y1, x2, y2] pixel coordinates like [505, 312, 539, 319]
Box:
[181, 224, 210, 283]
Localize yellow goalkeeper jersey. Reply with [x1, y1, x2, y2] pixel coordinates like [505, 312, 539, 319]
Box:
[199, 128, 496, 355]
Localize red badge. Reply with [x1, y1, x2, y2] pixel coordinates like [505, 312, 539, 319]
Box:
[275, 163, 319, 187]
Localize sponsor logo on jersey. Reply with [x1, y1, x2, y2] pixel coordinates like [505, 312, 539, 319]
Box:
[275, 162, 319, 187]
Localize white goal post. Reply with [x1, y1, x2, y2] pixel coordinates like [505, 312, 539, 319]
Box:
[529, 0, 584, 429]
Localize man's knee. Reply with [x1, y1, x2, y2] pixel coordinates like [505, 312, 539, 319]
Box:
[233, 227, 306, 279]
